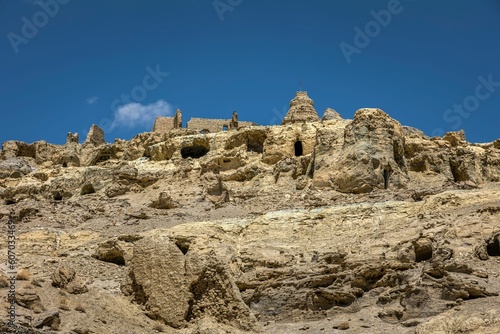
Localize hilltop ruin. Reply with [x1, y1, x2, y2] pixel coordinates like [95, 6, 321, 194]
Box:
[1, 90, 500, 333]
[153, 108, 255, 134]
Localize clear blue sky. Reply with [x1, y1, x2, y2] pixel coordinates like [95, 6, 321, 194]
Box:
[1, 0, 499, 145]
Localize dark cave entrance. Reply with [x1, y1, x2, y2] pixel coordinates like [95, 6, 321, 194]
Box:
[383, 169, 391, 190]
[294, 140, 303, 157]
[487, 237, 500, 257]
[181, 145, 209, 159]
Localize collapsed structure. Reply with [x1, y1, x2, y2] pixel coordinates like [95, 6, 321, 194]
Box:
[153, 109, 255, 134]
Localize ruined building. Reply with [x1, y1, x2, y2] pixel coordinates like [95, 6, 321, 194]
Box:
[153, 108, 255, 134]
[153, 109, 183, 133]
[152, 91, 324, 134]
[282, 91, 320, 125]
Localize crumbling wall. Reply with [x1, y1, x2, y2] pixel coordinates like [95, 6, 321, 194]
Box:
[84, 125, 105, 146]
[153, 117, 175, 133]
[236, 121, 254, 128]
[187, 118, 254, 133]
[153, 110, 183, 133]
[187, 118, 231, 133]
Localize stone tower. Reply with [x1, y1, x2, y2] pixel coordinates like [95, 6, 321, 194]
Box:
[282, 91, 320, 125]
[229, 111, 238, 129]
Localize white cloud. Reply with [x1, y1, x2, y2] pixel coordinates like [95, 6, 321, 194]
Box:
[110, 100, 173, 130]
[87, 96, 99, 104]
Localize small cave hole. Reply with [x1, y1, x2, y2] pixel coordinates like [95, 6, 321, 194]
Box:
[53, 192, 63, 201]
[175, 239, 190, 255]
[81, 184, 96, 195]
[449, 160, 468, 182]
[181, 145, 209, 159]
[62, 162, 68, 168]
[200, 129, 210, 134]
[413, 242, 433, 262]
[94, 250, 125, 266]
[111, 256, 125, 266]
[294, 140, 303, 157]
[247, 141, 264, 153]
[383, 169, 391, 190]
[486, 237, 500, 256]
[222, 125, 228, 131]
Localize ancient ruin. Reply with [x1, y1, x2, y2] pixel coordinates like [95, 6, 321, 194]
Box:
[1, 90, 500, 333]
[84, 124, 105, 146]
[152, 108, 183, 133]
[153, 108, 255, 134]
[282, 91, 320, 125]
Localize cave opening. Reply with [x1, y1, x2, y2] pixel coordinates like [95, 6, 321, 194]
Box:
[413, 241, 433, 262]
[247, 139, 264, 153]
[487, 237, 500, 257]
[383, 169, 390, 190]
[181, 145, 209, 159]
[81, 184, 96, 195]
[294, 140, 303, 157]
[449, 160, 468, 182]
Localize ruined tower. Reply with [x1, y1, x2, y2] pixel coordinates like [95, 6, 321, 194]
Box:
[229, 111, 238, 130]
[282, 91, 320, 125]
[173, 109, 182, 128]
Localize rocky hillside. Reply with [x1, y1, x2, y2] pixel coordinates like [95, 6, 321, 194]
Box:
[1, 108, 500, 333]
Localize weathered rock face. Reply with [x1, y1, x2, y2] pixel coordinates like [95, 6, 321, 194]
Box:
[2, 108, 499, 201]
[124, 234, 192, 328]
[318, 108, 408, 193]
[0, 106, 500, 333]
[321, 107, 342, 121]
[0, 157, 34, 178]
[282, 91, 320, 125]
[118, 186, 500, 333]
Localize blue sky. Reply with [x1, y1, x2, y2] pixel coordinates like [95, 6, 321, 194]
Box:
[1, 0, 499, 145]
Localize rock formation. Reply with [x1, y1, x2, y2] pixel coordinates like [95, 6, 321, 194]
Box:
[0, 94, 500, 333]
[322, 107, 342, 121]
